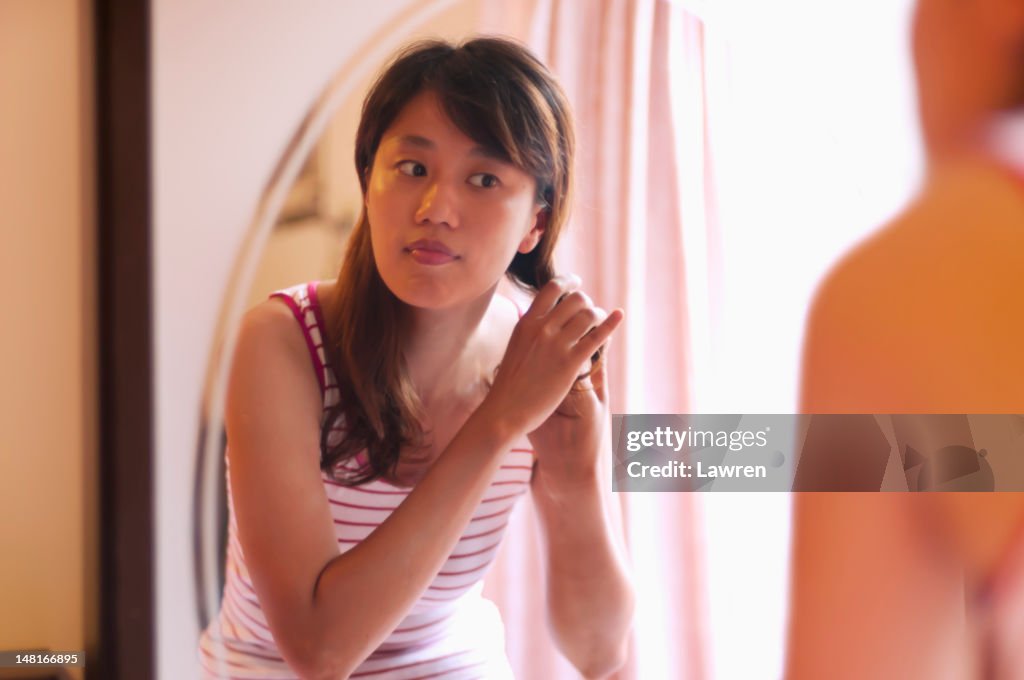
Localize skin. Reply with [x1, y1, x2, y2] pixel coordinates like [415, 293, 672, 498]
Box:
[226, 91, 634, 679]
[787, 1, 1024, 678]
[913, 0, 1024, 158]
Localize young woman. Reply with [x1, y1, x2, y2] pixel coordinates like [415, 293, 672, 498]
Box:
[199, 37, 635, 679]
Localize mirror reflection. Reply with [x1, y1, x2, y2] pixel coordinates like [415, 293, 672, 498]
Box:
[189, 0, 988, 678]
[202, 28, 635, 679]
[194, 5, 491, 627]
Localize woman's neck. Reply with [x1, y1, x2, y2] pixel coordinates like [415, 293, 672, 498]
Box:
[984, 110, 1024, 175]
[402, 285, 501, 407]
[925, 110, 1024, 180]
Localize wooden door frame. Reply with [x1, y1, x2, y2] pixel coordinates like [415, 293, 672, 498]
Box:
[94, 0, 154, 677]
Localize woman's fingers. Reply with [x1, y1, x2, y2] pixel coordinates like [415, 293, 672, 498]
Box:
[588, 327, 613, 402]
[515, 274, 623, 382]
[547, 290, 594, 329]
[528, 274, 582, 318]
[529, 278, 623, 361]
[495, 282, 623, 434]
[561, 304, 601, 341]
[571, 308, 624, 361]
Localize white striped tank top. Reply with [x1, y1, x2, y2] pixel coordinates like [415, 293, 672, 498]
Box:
[199, 281, 534, 679]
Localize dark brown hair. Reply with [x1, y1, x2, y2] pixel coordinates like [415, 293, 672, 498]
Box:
[319, 37, 576, 484]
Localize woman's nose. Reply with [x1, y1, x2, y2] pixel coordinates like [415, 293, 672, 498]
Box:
[415, 181, 459, 228]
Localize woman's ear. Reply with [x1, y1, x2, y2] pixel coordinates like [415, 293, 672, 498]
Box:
[518, 207, 549, 254]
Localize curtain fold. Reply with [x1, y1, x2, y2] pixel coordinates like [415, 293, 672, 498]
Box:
[481, 1, 710, 677]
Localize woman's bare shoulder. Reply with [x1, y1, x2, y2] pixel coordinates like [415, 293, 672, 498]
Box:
[238, 298, 310, 365]
[243, 294, 303, 331]
[227, 296, 324, 429]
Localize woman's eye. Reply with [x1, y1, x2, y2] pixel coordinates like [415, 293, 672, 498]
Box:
[468, 173, 500, 189]
[397, 161, 426, 177]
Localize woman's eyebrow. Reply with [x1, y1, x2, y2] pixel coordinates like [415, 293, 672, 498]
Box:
[395, 134, 508, 163]
[467, 145, 509, 163]
[396, 134, 435, 150]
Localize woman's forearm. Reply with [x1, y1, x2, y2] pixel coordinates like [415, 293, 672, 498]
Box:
[303, 402, 518, 678]
[531, 465, 635, 679]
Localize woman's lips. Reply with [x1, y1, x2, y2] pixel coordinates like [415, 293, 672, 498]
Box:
[405, 239, 458, 265]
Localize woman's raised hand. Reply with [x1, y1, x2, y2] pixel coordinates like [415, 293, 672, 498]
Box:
[484, 275, 624, 438]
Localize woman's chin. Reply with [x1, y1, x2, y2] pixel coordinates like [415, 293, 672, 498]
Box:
[390, 285, 461, 311]
[390, 284, 494, 314]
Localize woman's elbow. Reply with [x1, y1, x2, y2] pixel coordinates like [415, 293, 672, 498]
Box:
[278, 636, 354, 680]
[567, 628, 632, 680]
[286, 653, 352, 680]
[578, 639, 630, 680]
[566, 591, 635, 678]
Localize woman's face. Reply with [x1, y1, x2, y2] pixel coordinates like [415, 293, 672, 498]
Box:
[364, 90, 546, 310]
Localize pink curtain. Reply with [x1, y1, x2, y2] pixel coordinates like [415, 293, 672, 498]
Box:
[481, 1, 710, 678]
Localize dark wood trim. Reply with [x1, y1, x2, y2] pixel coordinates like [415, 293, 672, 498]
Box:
[94, 0, 153, 678]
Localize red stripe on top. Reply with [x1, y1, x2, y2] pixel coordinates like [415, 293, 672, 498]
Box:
[447, 541, 501, 560]
[479, 491, 524, 504]
[428, 581, 484, 592]
[437, 562, 491, 578]
[469, 506, 513, 523]
[222, 593, 274, 644]
[407, 660, 488, 680]
[324, 479, 408, 494]
[393, 613, 452, 634]
[419, 592, 467, 603]
[454, 522, 509, 542]
[343, 486, 405, 498]
[327, 498, 396, 511]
